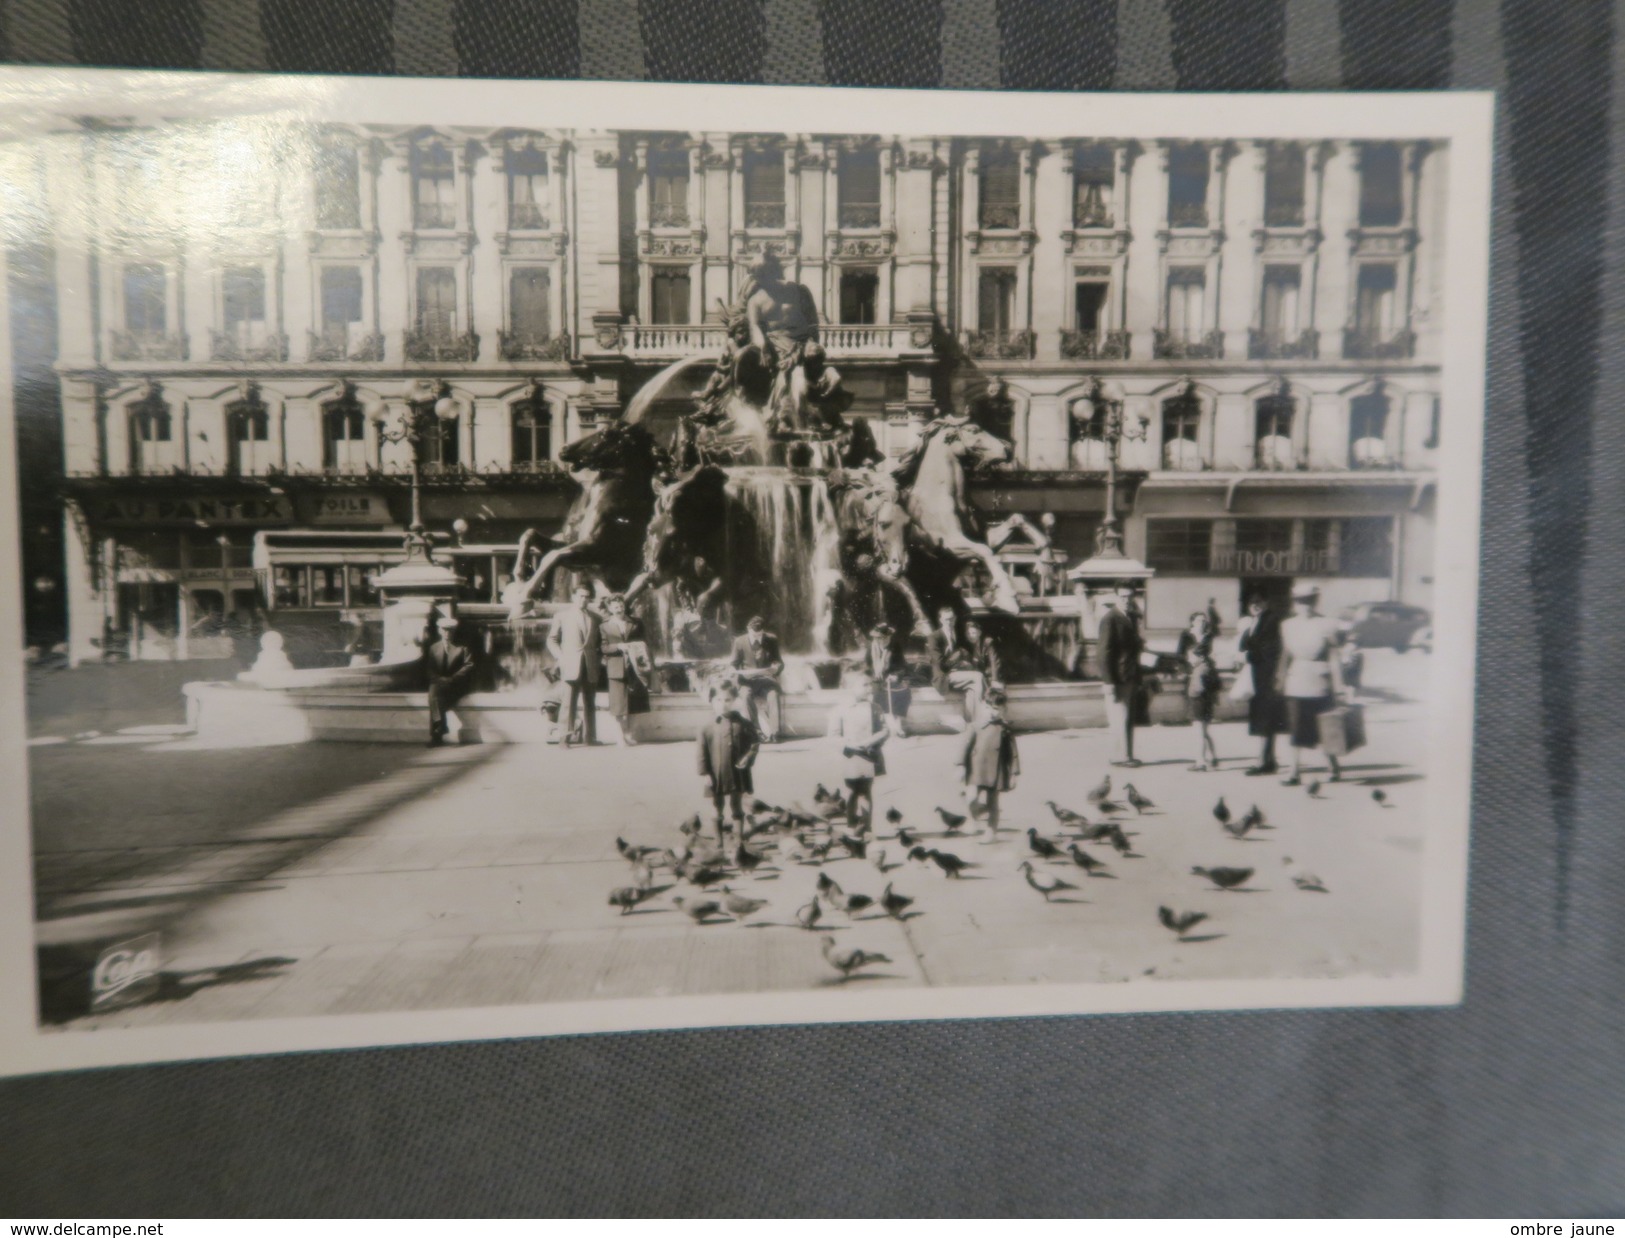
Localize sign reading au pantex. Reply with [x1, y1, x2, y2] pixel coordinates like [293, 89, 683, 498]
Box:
[93, 496, 292, 526]
[1211, 548, 1336, 575]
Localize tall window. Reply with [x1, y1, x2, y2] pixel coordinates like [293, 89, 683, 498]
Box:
[1255, 392, 1296, 468]
[319, 266, 364, 354]
[507, 147, 549, 230]
[1260, 265, 1302, 340]
[420, 405, 459, 468]
[222, 267, 267, 347]
[1359, 143, 1404, 227]
[315, 142, 361, 229]
[648, 148, 690, 227]
[226, 395, 271, 476]
[838, 148, 881, 228]
[1167, 143, 1209, 227]
[743, 147, 785, 229]
[413, 142, 456, 229]
[1263, 144, 1306, 227]
[979, 145, 1021, 230]
[977, 267, 1017, 335]
[1341, 516, 1395, 576]
[1147, 519, 1212, 572]
[1355, 264, 1398, 339]
[1069, 396, 1108, 469]
[1350, 390, 1392, 466]
[839, 267, 879, 324]
[416, 267, 458, 340]
[124, 264, 167, 336]
[323, 395, 367, 471]
[1162, 389, 1204, 470]
[1074, 277, 1109, 338]
[650, 269, 691, 325]
[1072, 144, 1114, 227]
[509, 268, 551, 341]
[128, 392, 172, 473]
[512, 399, 552, 470]
[1166, 267, 1206, 342]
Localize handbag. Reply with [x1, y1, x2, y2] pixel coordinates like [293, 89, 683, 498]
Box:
[1316, 703, 1367, 756]
[1228, 663, 1256, 702]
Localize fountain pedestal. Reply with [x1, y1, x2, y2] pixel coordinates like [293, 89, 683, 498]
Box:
[372, 557, 461, 662]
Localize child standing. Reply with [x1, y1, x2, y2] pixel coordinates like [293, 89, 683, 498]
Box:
[829, 671, 888, 832]
[696, 684, 761, 846]
[962, 689, 1020, 836]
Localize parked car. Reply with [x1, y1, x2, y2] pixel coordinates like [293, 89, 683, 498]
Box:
[1338, 602, 1432, 652]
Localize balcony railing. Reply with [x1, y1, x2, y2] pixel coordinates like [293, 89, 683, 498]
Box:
[1168, 201, 1209, 228]
[964, 329, 1035, 360]
[617, 322, 921, 359]
[111, 331, 188, 362]
[508, 202, 549, 230]
[1343, 327, 1416, 360]
[210, 330, 290, 363]
[649, 201, 690, 228]
[1060, 329, 1131, 360]
[838, 203, 882, 229]
[1153, 329, 1224, 360]
[1248, 327, 1320, 360]
[405, 330, 480, 362]
[978, 203, 1021, 230]
[415, 203, 456, 230]
[498, 330, 571, 361]
[1263, 202, 1305, 227]
[744, 203, 786, 229]
[308, 330, 385, 362]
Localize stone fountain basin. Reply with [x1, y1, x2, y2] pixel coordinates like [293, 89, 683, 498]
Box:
[183, 677, 1245, 745]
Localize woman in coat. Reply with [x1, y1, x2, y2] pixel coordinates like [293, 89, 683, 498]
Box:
[962, 689, 1020, 835]
[1277, 584, 1348, 786]
[1176, 611, 1220, 771]
[1237, 595, 1289, 775]
[598, 594, 649, 746]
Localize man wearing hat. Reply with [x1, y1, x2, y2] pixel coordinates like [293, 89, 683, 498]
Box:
[423, 613, 475, 748]
[1096, 587, 1144, 767]
[861, 620, 911, 735]
[730, 615, 784, 742]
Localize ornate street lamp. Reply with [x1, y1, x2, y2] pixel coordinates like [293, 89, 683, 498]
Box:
[371, 385, 461, 565]
[1086, 375, 1150, 560]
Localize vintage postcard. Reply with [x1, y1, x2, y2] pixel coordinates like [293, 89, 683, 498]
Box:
[0, 69, 1491, 1076]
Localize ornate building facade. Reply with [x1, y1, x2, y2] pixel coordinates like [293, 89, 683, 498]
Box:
[40, 120, 1444, 662]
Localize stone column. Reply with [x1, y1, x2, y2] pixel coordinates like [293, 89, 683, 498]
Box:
[376, 138, 413, 363]
[469, 141, 505, 362]
[1124, 141, 1167, 353]
[1316, 141, 1356, 359]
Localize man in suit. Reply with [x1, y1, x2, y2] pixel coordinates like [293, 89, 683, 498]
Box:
[1096, 587, 1144, 768]
[929, 606, 987, 722]
[696, 684, 761, 845]
[547, 583, 602, 747]
[861, 620, 910, 735]
[730, 614, 784, 743]
[423, 613, 475, 747]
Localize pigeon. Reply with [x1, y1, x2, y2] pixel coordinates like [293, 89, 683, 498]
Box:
[871, 847, 890, 873]
[927, 848, 970, 878]
[1123, 784, 1155, 814]
[1212, 797, 1231, 827]
[1307, 780, 1323, 799]
[1019, 861, 1079, 903]
[1293, 873, 1329, 893]
[880, 883, 914, 919]
[750, 798, 781, 816]
[1086, 774, 1112, 804]
[814, 783, 839, 805]
[897, 826, 920, 849]
[607, 885, 660, 915]
[1066, 843, 1109, 875]
[1095, 799, 1127, 816]
[839, 891, 875, 916]
[820, 935, 891, 979]
[673, 895, 723, 923]
[1223, 814, 1257, 840]
[1372, 789, 1390, 807]
[1103, 824, 1133, 856]
[839, 833, 869, 860]
[615, 836, 658, 863]
[885, 807, 903, 826]
[644, 847, 679, 871]
[1080, 821, 1119, 843]
[936, 806, 968, 833]
[735, 842, 768, 873]
[678, 813, 704, 839]
[1239, 804, 1266, 831]
[907, 845, 932, 866]
[1192, 865, 1254, 890]
[628, 859, 655, 890]
[1047, 800, 1091, 829]
[1158, 906, 1209, 938]
[795, 898, 822, 930]
[683, 863, 728, 888]
[1026, 828, 1063, 860]
[719, 886, 768, 919]
[817, 872, 842, 901]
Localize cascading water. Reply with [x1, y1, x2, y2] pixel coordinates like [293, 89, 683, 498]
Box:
[723, 467, 841, 655]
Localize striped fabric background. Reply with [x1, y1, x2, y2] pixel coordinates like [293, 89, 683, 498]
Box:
[0, 0, 1621, 1217]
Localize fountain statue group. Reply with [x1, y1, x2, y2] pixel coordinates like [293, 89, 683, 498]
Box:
[503, 252, 1023, 659]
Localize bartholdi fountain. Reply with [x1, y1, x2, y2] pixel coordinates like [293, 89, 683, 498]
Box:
[186, 254, 1186, 745]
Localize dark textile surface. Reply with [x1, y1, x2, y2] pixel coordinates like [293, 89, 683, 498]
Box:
[1, 0, 1622, 1217]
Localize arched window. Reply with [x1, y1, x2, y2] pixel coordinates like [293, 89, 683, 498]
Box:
[323, 393, 367, 472]
[1161, 388, 1204, 471]
[512, 398, 552, 470]
[410, 400, 459, 470]
[1350, 388, 1392, 467]
[1255, 389, 1296, 470]
[128, 390, 172, 473]
[1068, 396, 1109, 470]
[413, 141, 456, 230]
[226, 394, 271, 476]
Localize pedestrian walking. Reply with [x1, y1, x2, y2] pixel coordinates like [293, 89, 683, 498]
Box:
[962, 689, 1020, 834]
[829, 670, 888, 831]
[1237, 594, 1288, 775]
[599, 593, 650, 746]
[696, 683, 760, 845]
[1277, 584, 1348, 785]
[546, 583, 601, 747]
[1177, 611, 1221, 771]
[1096, 587, 1144, 768]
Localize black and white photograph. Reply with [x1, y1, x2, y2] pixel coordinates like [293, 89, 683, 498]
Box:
[0, 72, 1489, 1075]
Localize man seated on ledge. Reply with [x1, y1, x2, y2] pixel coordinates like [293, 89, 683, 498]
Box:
[424, 613, 475, 748]
[730, 614, 784, 743]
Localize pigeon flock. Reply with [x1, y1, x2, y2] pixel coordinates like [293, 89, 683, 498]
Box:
[607, 763, 1387, 983]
